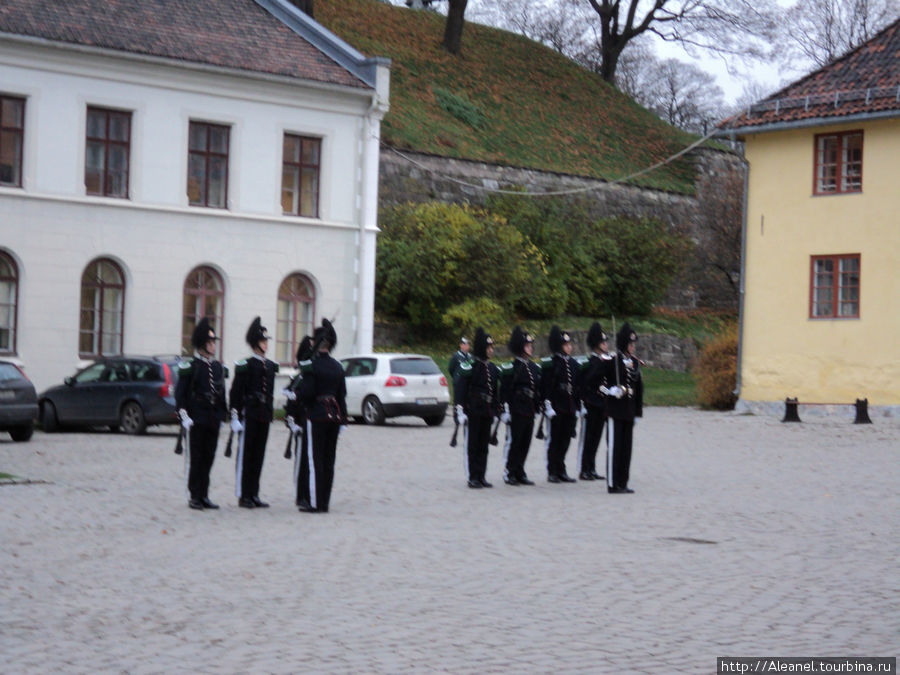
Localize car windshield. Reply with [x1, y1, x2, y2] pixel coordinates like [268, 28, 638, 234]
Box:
[390, 357, 441, 376]
[0, 363, 24, 382]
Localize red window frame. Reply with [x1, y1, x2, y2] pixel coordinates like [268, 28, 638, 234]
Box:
[0, 94, 25, 188]
[187, 121, 229, 208]
[182, 266, 225, 359]
[0, 250, 18, 354]
[85, 106, 132, 198]
[813, 131, 862, 195]
[275, 274, 316, 366]
[79, 258, 125, 357]
[809, 254, 860, 319]
[281, 134, 321, 218]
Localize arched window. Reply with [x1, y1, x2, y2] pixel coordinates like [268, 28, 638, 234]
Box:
[182, 266, 224, 358]
[276, 274, 315, 365]
[0, 251, 18, 353]
[79, 258, 124, 357]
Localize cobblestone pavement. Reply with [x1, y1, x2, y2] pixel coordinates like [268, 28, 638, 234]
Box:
[1, 408, 898, 674]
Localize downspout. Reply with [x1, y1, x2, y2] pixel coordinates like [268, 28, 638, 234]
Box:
[734, 143, 750, 402]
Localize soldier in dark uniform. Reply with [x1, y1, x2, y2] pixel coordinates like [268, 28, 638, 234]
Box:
[229, 317, 278, 508]
[576, 321, 612, 482]
[283, 335, 314, 510]
[499, 326, 541, 486]
[543, 325, 579, 483]
[604, 323, 643, 494]
[298, 319, 347, 513]
[175, 318, 228, 510]
[454, 327, 501, 489]
[448, 337, 472, 379]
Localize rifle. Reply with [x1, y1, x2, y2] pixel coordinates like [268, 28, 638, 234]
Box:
[612, 315, 621, 392]
[489, 416, 501, 446]
[174, 425, 185, 455]
[535, 410, 545, 439]
[449, 416, 460, 447]
[224, 427, 234, 457]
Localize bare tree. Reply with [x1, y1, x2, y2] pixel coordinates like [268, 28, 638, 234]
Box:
[779, 0, 899, 69]
[640, 59, 726, 133]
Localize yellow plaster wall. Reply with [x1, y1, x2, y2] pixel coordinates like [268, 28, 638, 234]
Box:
[741, 118, 900, 405]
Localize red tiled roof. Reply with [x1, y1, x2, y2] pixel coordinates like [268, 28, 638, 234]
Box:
[723, 18, 900, 132]
[0, 0, 368, 89]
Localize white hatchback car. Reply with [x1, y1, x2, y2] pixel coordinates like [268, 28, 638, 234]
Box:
[340, 354, 450, 426]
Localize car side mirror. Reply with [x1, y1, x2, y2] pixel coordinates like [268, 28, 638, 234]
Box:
[64, 376, 74, 386]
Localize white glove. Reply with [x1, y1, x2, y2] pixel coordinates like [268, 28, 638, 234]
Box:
[499, 404, 510, 424]
[578, 404, 587, 418]
[282, 388, 297, 402]
[339, 425, 348, 435]
[230, 410, 244, 433]
[178, 409, 193, 430]
[544, 400, 556, 419]
[455, 405, 467, 424]
[286, 415, 301, 434]
[599, 385, 611, 396]
[608, 386, 624, 399]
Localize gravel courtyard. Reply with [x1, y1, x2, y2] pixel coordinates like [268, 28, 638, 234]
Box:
[2, 408, 897, 673]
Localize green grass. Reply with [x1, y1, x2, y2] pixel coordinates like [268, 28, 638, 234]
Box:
[641, 366, 697, 407]
[317, 0, 701, 195]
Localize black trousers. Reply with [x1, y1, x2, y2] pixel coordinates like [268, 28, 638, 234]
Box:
[187, 424, 219, 500]
[465, 414, 491, 481]
[308, 421, 339, 512]
[547, 413, 576, 477]
[505, 414, 534, 480]
[293, 429, 310, 506]
[607, 418, 634, 489]
[237, 419, 269, 500]
[580, 407, 607, 475]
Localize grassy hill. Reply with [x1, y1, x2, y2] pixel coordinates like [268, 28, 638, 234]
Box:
[317, 0, 700, 194]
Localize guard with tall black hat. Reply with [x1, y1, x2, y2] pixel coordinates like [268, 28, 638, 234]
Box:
[175, 317, 228, 510]
[499, 326, 541, 486]
[604, 322, 643, 493]
[576, 321, 612, 482]
[283, 335, 314, 510]
[453, 327, 501, 489]
[543, 325, 580, 483]
[298, 319, 347, 513]
[229, 317, 279, 508]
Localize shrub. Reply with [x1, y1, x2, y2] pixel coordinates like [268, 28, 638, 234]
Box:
[692, 325, 738, 410]
[441, 297, 509, 341]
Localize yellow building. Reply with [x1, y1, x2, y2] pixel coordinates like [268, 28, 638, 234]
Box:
[723, 19, 900, 416]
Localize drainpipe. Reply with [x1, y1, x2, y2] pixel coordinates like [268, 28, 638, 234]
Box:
[734, 144, 750, 401]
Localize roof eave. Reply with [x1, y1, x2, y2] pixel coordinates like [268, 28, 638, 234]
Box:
[254, 0, 390, 89]
[717, 109, 900, 139]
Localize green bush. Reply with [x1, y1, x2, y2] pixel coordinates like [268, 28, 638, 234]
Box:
[376, 202, 555, 334]
[692, 325, 738, 410]
[441, 297, 509, 342]
[432, 86, 486, 128]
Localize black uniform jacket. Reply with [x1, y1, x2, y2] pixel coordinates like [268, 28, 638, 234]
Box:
[229, 355, 278, 423]
[578, 353, 614, 412]
[299, 354, 347, 424]
[500, 357, 542, 417]
[603, 354, 644, 421]
[544, 352, 580, 415]
[283, 360, 311, 424]
[454, 358, 501, 419]
[175, 356, 227, 427]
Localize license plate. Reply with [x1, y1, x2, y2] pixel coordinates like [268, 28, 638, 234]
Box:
[416, 398, 437, 406]
[0, 390, 15, 400]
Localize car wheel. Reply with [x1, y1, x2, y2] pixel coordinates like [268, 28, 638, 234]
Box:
[120, 401, 147, 435]
[9, 423, 34, 442]
[41, 402, 59, 432]
[423, 414, 445, 427]
[362, 395, 385, 425]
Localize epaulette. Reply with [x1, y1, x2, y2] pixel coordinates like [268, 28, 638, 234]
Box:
[273, 362, 280, 374]
[457, 361, 473, 376]
[299, 359, 313, 374]
[177, 358, 193, 375]
[499, 361, 514, 374]
[234, 359, 248, 373]
[539, 356, 553, 372]
[575, 355, 590, 371]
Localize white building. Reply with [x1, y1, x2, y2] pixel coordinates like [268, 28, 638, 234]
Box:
[0, 0, 389, 391]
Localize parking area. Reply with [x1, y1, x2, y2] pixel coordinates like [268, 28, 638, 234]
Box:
[1, 409, 898, 673]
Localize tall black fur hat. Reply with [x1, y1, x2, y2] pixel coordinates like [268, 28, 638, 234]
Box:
[473, 327, 494, 360]
[587, 322, 608, 350]
[616, 322, 638, 353]
[191, 317, 218, 350]
[507, 326, 533, 357]
[245, 316, 270, 348]
[548, 325, 572, 353]
[313, 318, 337, 350]
[296, 335, 314, 363]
